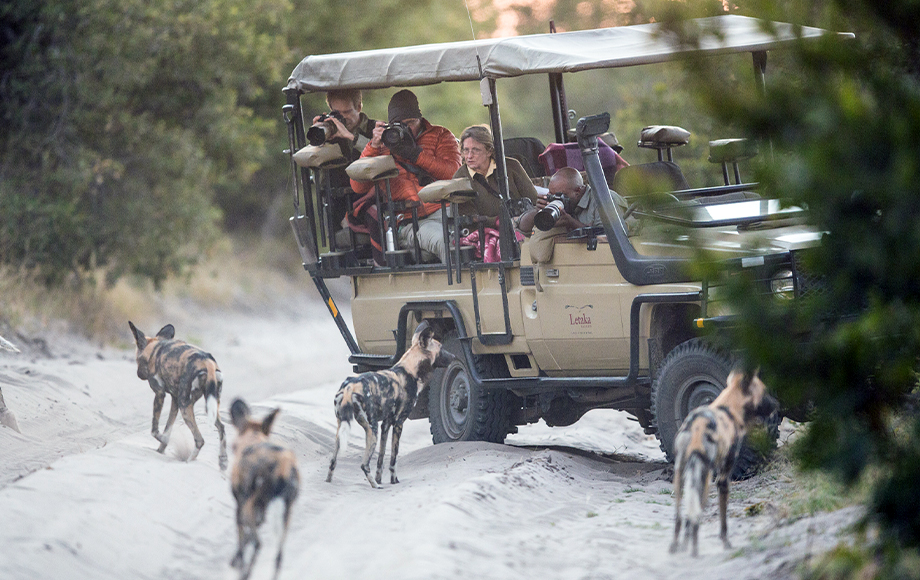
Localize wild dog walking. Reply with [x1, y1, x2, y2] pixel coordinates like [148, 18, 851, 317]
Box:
[0, 335, 21, 433]
[670, 367, 778, 557]
[327, 321, 455, 488]
[229, 398, 299, 580]
[128, 321, 228, 470]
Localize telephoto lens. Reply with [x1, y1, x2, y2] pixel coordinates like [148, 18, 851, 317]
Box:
[381, 123, 411, 148]
[534, 199, 566, 231]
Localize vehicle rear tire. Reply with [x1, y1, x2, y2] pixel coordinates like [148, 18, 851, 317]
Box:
[651, 338, 778, 479]
[428, 333, 513, 444]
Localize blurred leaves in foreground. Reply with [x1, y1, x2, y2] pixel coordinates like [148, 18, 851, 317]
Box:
[652, 0, 920, 571]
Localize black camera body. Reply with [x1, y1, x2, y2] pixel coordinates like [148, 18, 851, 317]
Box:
[534, 193, 569, 231]
[381, 122, 414, 149]
[306, 110, 346, 146]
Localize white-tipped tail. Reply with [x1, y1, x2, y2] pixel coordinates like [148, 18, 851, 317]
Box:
[683, 457, 707, 524]
[0, 336, 20, 353]
[337, 419, 351, 452]
[206, 395, 218, 425]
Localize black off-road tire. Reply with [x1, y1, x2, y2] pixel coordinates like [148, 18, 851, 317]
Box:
[428, 333, 513, 444]
[651, 338, 778, 479]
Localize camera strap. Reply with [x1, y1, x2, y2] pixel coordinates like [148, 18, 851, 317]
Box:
[396, 160, 435, 188]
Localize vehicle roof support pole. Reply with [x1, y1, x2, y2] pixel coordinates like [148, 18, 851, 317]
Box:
[284, 89, 317, 253]
[549, 73, 569, 143]
[751, 50, 774, 161]
[485, 77, 517, 261]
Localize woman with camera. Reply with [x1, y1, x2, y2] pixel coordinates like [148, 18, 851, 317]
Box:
[452, 125, 539, 222]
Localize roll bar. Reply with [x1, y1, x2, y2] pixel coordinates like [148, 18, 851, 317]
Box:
[575, 113, 694, 285]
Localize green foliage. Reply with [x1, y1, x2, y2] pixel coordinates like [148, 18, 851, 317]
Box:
[650, 0, 920, 561]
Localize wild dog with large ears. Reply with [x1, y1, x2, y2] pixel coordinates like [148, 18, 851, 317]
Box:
[327, 320, 456, 487]
[229, 398, 299, 580]
[129, 321, 227, 470]
[670, 367, 778, 556]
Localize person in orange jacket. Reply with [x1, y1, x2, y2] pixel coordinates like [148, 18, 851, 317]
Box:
[347, 89, 461, 264]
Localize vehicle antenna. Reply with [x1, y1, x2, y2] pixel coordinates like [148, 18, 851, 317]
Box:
[463, 0, 484, 77]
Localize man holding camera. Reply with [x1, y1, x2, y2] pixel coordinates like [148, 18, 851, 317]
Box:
[347, 89, 461, 264]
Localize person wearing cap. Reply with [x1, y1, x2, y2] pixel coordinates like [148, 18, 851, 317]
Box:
[347, 89, 461, 264]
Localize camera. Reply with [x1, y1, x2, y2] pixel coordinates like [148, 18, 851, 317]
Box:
[381, 122, 414, 149]
[534, 193, 569, 231]
[306, 110, 346, 146]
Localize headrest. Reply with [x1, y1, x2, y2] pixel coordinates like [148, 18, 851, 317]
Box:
[417, 178, 477, 204]
[345, 155, 400, 182]
[708, 138, 758, 163]
[638, 125, 691, 149]
[292, 144, 348, 169]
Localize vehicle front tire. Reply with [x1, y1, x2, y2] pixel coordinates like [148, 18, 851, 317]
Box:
[652, 338, 733, 462]
[651, 338, 778, 479]
[428, 333, 513, 444]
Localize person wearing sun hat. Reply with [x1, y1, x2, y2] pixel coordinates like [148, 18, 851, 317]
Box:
[346, 89, 461, 264]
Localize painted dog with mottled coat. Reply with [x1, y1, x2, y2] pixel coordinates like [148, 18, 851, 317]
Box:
[326, 321, 455, 488]
[670, 367, 778, 556]
[129, 321, 227, 470]
[229, 398, 299, 580]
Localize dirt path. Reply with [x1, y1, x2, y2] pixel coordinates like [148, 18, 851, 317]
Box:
[0, 286, 860, 579]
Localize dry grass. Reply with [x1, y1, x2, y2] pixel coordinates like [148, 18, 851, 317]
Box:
[0, 234, 309, 347]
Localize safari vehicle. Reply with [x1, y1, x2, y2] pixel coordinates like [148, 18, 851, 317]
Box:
[282, 15, 850, 469]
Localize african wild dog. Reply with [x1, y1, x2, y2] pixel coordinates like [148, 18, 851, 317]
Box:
[670, 367, 778, 557]
[326, 320, 455, 488]
[129, 321, 227, 470]
[0, 335, 21, 433]
[229, 398, 299, 580]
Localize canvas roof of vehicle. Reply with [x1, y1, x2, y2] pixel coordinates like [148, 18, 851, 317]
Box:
[286, 14, 853, 93]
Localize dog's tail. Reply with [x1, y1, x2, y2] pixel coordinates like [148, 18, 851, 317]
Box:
[333, 384, 363, 451]
[682, 451, 710, 524]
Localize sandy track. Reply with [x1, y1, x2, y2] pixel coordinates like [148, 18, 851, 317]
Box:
[0, 290, 860, 579]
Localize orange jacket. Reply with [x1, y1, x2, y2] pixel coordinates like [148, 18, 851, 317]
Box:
[350, 120, 461, 218]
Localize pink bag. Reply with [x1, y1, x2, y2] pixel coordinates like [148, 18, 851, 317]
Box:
[459, 220, 524, 263]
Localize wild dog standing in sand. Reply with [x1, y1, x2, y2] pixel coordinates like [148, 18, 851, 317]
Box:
[229, 398, 299, 580]
[128, 321, 227, 470]
[0, 335, 21, 433]
[669, 367, 778, 557]
[327, 320, 455, 488]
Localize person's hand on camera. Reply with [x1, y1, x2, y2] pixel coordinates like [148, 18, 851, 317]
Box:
[328, 117, 354, 142]
[388, 132, 422, 162]
[370, 121, 386, 149]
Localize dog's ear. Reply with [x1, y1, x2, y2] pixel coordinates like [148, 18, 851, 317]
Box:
[412, 320, 433, 350]
[230, 398, 250, 430]
[156, 324, 176, 340]
[261, 408, 281, 436]
[128, 321, 147, 350]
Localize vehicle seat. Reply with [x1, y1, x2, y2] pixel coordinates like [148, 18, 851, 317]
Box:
[538, 139, 628, 188]
[637, 125, 691, 162]
[504, 137, 547, 179]
[708, 138, 758, 185]
[612, 161, 690, 198]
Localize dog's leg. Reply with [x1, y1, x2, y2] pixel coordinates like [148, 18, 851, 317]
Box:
[151, 392, 175, 452]
[669, 467, 683, 553]
[375, 419, 391, 485]
[231, 504, 246, 569]
[181, 405, 206, 462]
[326, 420, 342, 483]
[717, 476, 732, 550]
[690, 522, 700, 557]
[214, 411, 227, 471]
[272, 497, 294, 580]
[355, 413, 378, 488]
[389, 421, 404, 484]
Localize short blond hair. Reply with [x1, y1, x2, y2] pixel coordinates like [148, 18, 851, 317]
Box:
[326, 89, 362, 111]
[459, 124, 494, 154]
